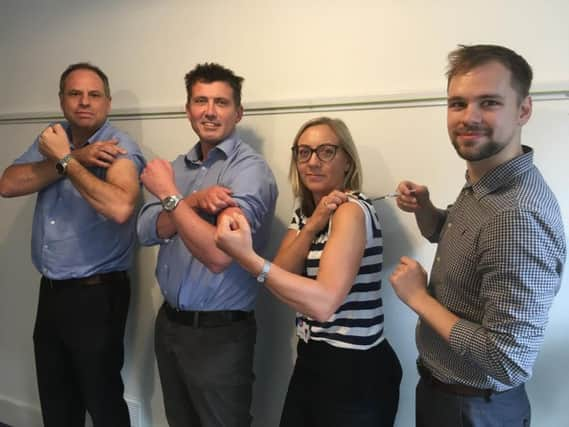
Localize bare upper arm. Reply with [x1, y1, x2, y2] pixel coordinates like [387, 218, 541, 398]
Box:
[216, 205, 244, 225]
[317, 202, 367, 302]
[105, 158, 140, 202]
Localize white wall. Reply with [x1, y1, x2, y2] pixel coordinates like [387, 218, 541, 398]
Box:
[1, 1, 568, 426]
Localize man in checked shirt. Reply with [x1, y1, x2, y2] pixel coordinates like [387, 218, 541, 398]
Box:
[390, 44, 566, 427]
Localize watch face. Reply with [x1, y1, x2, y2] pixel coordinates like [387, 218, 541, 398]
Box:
[56, 155, 71, 175]
[165, 198, 176, 210]
[162, 195, 182, 212]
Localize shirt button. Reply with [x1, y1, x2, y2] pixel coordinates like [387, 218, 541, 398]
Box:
[436, 257, 440, 262]
[50, 220, 56, 225]
[44, 244, 48, 249]
[447, 222, 452, 228]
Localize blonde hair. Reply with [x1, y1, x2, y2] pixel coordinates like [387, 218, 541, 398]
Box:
[289, 117, 363, 216]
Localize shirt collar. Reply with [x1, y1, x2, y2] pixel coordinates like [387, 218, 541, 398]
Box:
[184, 131, 239, 166]
[465, 145, 534, 199]
[61, 119, 111, 149]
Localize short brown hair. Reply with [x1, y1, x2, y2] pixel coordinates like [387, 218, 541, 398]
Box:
[59, 62, 111, 98]
[184, 63, 244, 106]
[446, 44, 533, 103]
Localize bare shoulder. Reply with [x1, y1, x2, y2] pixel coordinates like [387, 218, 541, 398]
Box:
[330, 202, 365, 235]
[334, 200, 365, 222]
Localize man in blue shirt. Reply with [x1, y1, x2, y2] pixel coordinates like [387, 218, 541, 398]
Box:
[137, 63, 278, 427]
[0, 63, 146, 427]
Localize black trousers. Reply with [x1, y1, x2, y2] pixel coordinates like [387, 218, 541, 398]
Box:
[416, 377, 531, 427]
[155, 303, 257, 427]
[33, 274, 131, 427]
[280, 339, 402, 427]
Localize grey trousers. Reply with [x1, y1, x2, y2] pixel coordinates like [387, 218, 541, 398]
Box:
[155, 304, 256, 427]
[416, 377, 531, 427]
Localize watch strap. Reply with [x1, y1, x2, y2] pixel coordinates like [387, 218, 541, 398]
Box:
[256, 259, 271, 283]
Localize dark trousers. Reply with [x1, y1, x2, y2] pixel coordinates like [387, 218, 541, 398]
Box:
[416, 377, 531, 427]
[280, 339, 402, 427]
[33, 275, 130, 427]
[155, 303, 257, 427]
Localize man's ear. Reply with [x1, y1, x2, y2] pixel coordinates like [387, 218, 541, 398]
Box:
[105, 95, 112, 115]
[518, 95, 532, 126]
[235, 105, 244, 124]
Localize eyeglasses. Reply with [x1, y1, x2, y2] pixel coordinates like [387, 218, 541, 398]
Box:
[292, 144, 341, 163]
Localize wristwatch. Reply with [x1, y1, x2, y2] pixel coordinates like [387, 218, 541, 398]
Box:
[256, 259, 271, 283]
[56, 154, 73, 176]
[161, 194, 183, 212]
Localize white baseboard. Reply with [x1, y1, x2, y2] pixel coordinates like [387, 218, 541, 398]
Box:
[0, 395, 42, 427]
[0, 394, 141, 427]
[125, 396, 142, 427]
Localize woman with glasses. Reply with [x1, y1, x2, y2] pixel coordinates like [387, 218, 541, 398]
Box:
[215, 117, 401, 427]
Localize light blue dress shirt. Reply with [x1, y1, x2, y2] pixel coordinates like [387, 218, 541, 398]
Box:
[137, 132, 278, 311]
[13, 120, 146, 279]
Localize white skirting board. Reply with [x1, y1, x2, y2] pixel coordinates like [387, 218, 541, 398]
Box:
[0, 395, 141, 427]
[0, 395, 41, 427]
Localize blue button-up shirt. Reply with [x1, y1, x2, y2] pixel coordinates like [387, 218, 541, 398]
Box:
[13, 120, 146, 279]
[137, 132, 278, 311]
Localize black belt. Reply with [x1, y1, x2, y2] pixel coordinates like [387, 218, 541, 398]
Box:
[42, 271, 128, 288]
[417, 361, 497, 399]
[164, 303, 254, 328]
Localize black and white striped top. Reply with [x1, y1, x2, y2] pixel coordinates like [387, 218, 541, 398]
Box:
[288, 193, 385, 350]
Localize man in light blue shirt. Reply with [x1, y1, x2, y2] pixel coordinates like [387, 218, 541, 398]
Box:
[0, 62, 145, 427]
[137, 63, 277, 427]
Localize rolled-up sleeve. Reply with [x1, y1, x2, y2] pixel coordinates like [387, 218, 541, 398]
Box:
[136, 200, 164, 246]
[220, 154, 278, 237]
[13, 138, 43, 164]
